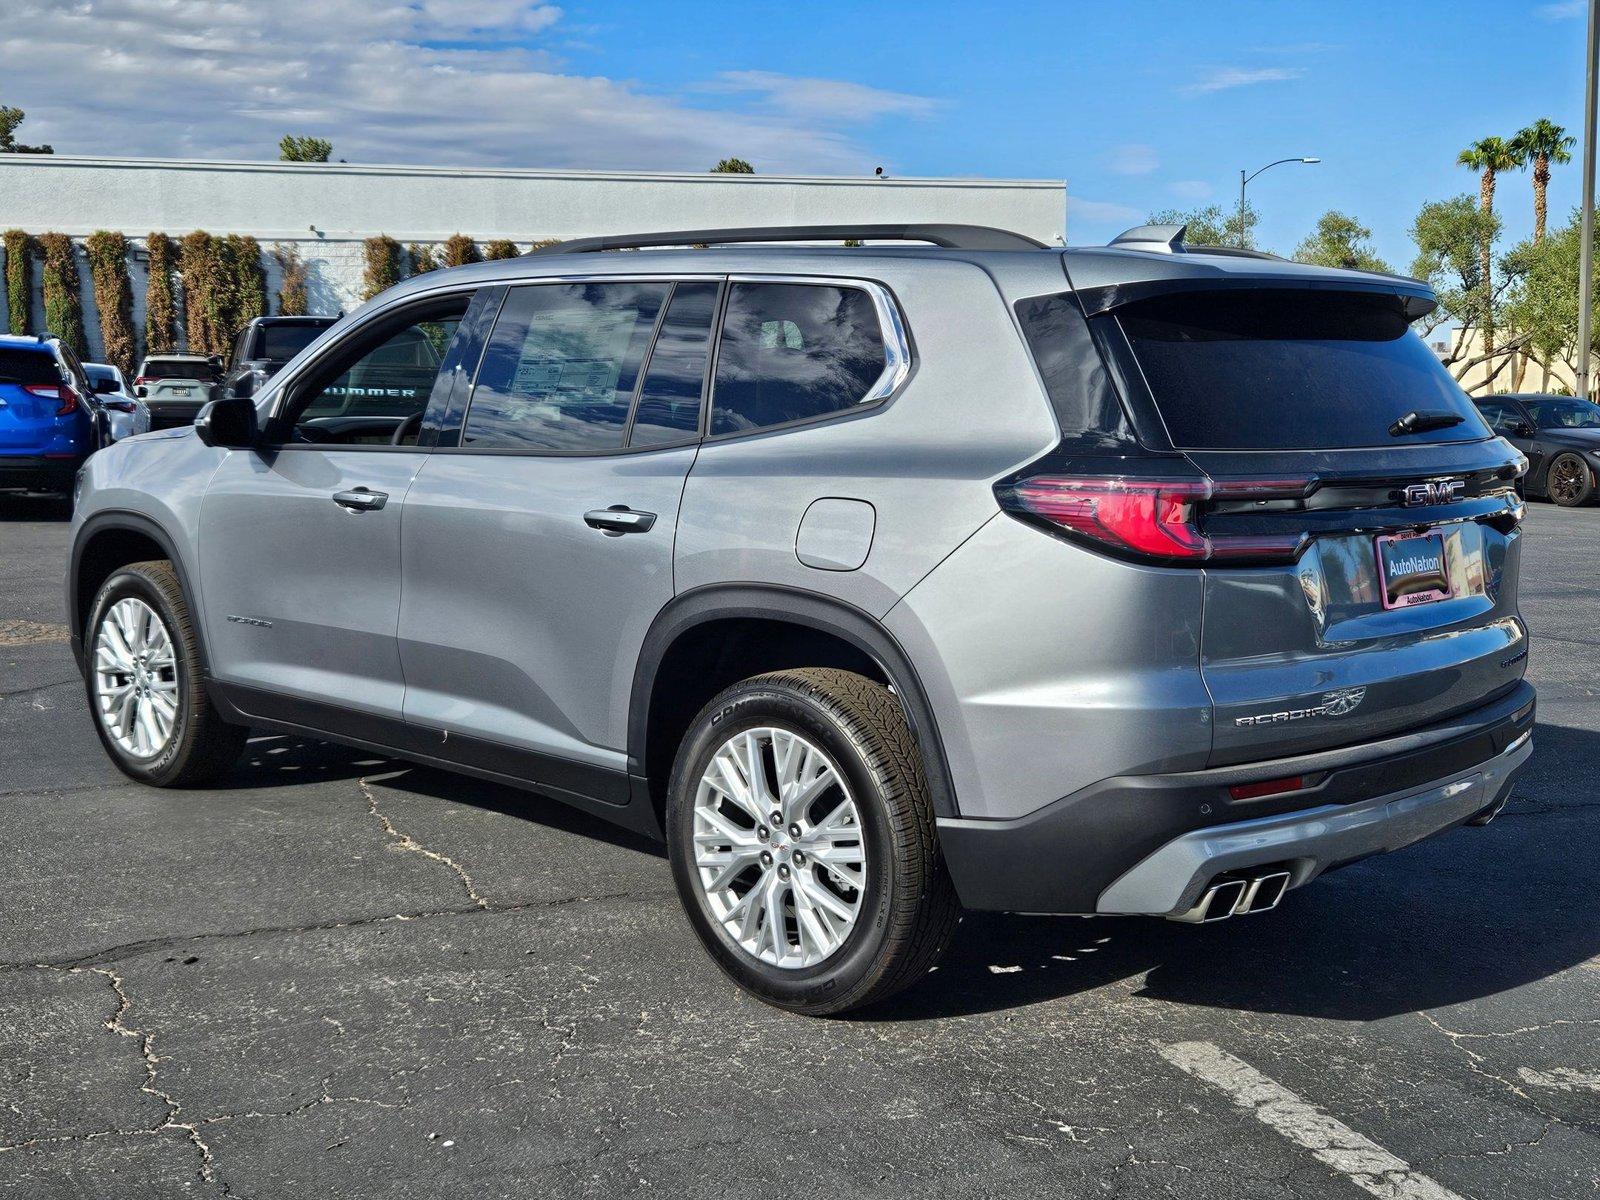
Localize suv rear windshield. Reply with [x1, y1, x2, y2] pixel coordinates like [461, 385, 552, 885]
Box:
[0, 348, 59, 386]
[1114, 290, 1486, 450]
[144, 359, 215, 381]
[260, 323, 327, 361]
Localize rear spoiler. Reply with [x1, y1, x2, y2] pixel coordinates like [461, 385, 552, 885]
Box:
[1070, 273, 1437, 322]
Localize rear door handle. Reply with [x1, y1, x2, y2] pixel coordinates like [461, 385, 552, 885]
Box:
[333, 487, 388, 512]
[584, 506, 656, 535]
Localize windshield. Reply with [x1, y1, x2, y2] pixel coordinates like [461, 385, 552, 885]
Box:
[1115, 290, 1487, 450]
[0, 348, 59, 386]
[144, 359, 215, 381]
[260, 323, 328, 360]
[1525, 397, 1600, 430]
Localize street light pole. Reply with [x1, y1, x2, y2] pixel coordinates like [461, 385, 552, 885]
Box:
[1238, 157, 1321, 248]
[1577, 0, 1598, 401]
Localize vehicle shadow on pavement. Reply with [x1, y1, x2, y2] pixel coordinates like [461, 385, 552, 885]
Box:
[230, 734, 395, 788]
[872, 721, 1600, 1024]
[0, 493, 72, 521]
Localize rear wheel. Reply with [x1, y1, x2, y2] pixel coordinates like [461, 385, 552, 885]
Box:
[84, 560, 247, 786]
[666, 668, 959, 1015]
[1547, 452, 1595, 507]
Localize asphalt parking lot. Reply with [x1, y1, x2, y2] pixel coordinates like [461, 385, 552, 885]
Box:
[1, 495, 1597, 1199]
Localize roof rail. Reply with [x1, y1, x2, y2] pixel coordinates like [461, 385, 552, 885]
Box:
[526, 223, 1049, 256]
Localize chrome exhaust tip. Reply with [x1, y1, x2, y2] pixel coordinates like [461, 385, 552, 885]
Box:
[1170, 879, 1248, 923]
[1234, 870, 1291, 915]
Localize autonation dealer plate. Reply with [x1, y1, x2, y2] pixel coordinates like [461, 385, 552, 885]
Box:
[1376, 530, 1451, 609]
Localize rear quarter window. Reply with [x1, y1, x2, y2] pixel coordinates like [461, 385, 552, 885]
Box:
[1113, 289, 1488, 451]
[1014, 292, 1136, 449]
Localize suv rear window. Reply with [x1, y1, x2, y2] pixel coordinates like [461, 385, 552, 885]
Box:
[1114, 290, 1486, 450]
[260, 323, 327, 361]
[144, 359, 215, 381]
[0, 348, 59, 386]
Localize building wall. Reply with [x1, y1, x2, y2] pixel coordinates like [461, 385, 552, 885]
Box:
[0, 155, 1067, 355]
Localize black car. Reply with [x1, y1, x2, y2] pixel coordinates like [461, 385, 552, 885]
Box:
[1474, 393, 1600, 506]
[221, 315, 338, 401]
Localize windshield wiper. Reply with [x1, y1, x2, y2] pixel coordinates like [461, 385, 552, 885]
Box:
[1389, 410, 1465, 436]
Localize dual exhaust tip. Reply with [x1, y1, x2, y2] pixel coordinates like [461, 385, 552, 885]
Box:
[1171, 870, 1291, 924]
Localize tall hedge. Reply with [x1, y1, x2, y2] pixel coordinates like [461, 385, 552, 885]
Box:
[362, 235, 403, 299]
[37, 233, 86, 358]
[408, 243, 438, 275]
[441, 234, 480, 268]
[483, 239, 518, 261]
[271, 243, 308, 315]
[178, 231, 217, 354]
[219, 234, 265, 333]
[85, 231, 136, 375]
[4, 229, 31, 334]
[144, 232, 178, 353]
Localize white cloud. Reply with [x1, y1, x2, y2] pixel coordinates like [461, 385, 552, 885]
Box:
[0, 0, 922, 174]
[1107, 143, 1159, 176]
[1536, 0, 1584, 18]
[700, 71, 941, 122]
[1181, 66, 1305, 96]
[1169, 179, 1214, 200]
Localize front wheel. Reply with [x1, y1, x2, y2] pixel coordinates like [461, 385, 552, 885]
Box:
[83, 560, 247, 786]
[666, 668, 959, 1015]
[1547, 452, 1596, 507]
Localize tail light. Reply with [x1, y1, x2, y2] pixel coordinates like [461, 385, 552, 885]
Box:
[23, 383, 79, 416]
[133, 376, 151, 387]
[997, 474, 1316, 565]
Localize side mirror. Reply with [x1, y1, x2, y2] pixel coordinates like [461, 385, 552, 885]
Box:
[1515, 421, 1536, 437]
[194, 395, 258, 449]
[134, 384, 148, 398]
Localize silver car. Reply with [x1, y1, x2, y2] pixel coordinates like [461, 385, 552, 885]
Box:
[83, 362, 150, 442]
[66, 223, 1534, 1014]
[132, 353, 221, 429]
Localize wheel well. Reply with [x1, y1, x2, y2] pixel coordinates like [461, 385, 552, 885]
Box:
[642, 618, 888, 822]
[75, 528, 169, 637]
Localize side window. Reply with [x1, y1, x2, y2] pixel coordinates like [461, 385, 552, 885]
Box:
[286, 301, 465, 444]
[628, 281, 718, 447]
[1475, 400, 1517, 433]
[464, 282, 668, 451]
[710, 282, 890, 436]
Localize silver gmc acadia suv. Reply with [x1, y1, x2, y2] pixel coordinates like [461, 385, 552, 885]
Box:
[67, 223, 1535, 1014]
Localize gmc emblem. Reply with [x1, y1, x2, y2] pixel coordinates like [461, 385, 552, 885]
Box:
[1400, 479, 1465, 507]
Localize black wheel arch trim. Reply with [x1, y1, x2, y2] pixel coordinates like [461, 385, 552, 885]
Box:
[629, 583, 958, 818]
[68, 510, 209, 674]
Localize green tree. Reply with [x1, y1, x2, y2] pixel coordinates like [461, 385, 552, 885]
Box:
[0, 105, 53, 153]
[1457, 136, 1524, 356]
[1150, 203, 1260, 249]
[36, 233, 86, 358]
[279, 135, 332, 163]
[1411, 195, 1501, 340]
[483, 239, 519, 260]
[144, 233, 178, 352]
[712, 157, 754, 173]
[1503, 212, 1600, 393]
[1293, 211, 1392, 273]
[362, 235, 404, 299]
[217, 234, 265, 335]
[178, 231, 221, 355]
[84, 231, 137, 375]
[4, 230, 32, 334]
[1511, 118, 1575, 244]
[441, 234, 479, 268]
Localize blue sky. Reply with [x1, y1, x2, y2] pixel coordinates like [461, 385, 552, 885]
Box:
[554, 0, 1590, 267]
[4, 0, 1589, 272]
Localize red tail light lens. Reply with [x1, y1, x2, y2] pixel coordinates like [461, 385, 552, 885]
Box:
[1229, 775, 1307, 801]
[999, 475, 1314, 564]
[23, 383, 78, 415]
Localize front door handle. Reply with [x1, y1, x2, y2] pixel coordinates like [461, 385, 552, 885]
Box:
[333, 487, 388, 512]
[584, 506, 656, 535]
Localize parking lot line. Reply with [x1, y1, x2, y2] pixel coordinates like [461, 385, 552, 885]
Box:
[1156, 1040, 1466, 1200]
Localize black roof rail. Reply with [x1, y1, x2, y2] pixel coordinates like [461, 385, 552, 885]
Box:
[526, 223, 1049, 256]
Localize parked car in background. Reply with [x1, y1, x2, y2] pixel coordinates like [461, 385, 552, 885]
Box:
[1474, 393, 1600, 506]
[84, 363, 150, 442]
[0, 333, 100, 494]
[68, 223, 1533, 1014]
[221, 315, 338, 401]
[133, 354, 222, 430]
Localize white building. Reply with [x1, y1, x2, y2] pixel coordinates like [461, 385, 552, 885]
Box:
[0, 155, 1066, 356]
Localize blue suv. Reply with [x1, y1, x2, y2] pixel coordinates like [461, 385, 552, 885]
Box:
[0, 334, 100, 494]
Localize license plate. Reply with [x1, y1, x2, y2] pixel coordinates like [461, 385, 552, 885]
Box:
[1376, 530, 1451, 609]
[170, 387, 191, 396]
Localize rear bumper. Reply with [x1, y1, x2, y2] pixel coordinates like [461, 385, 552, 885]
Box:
[938, 681, 1535, 915]
[0, 454, 81, 491]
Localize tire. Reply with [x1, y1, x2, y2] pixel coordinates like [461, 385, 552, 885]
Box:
[1546, 452, 1595, 507]
[666, 668, 959, 1015]
[83, 560, 247, 786]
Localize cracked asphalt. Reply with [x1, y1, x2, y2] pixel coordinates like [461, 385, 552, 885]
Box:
[1, 492, 1597, 1199]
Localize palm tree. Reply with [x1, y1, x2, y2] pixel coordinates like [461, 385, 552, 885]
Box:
[1457, 136, 1524, 358]
[1512, 118, 1575, 243]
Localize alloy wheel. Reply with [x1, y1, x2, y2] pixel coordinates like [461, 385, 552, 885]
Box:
[1550, 455, 1589, 505]
[93, 597, 179, 758]
[692, 726, 866, 969]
